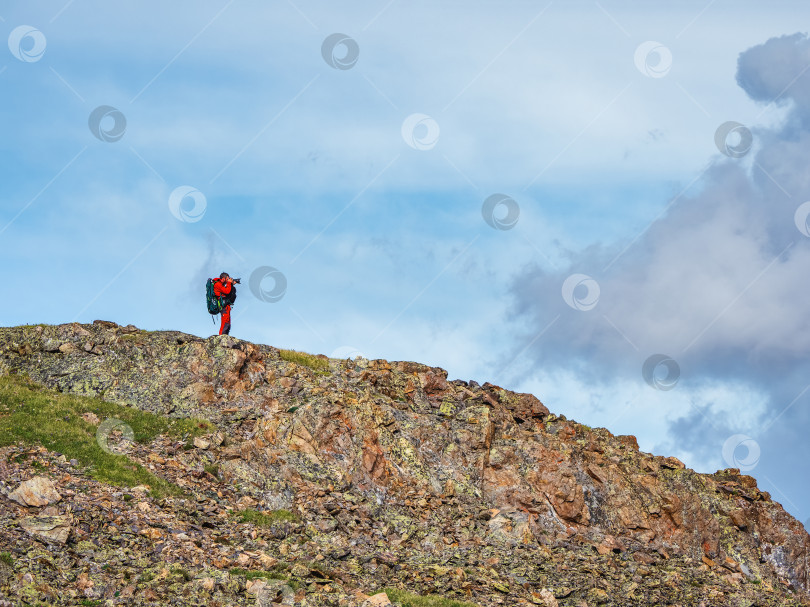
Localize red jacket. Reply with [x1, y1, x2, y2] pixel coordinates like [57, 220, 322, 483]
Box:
[213, 278, 232, 298]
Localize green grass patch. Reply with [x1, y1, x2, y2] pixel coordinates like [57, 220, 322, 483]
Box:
[279, 349, 329, 373]
[204, 464, 219, 478]
[0, 374, 214, 499]
[232, 508, 299, 526]
[118, 334, 143, 342]
[383, 588, 480, 607]
[0, 552, 13, 567]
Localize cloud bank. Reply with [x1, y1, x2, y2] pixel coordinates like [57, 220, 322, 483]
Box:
[509, 33, 810, 505]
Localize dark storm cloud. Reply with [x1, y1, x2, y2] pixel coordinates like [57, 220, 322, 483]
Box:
[509, 33, 810, 507]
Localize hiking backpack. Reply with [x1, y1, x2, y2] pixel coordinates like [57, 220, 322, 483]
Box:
[206, 278, 237, 315]
[205, 278, 222, 314]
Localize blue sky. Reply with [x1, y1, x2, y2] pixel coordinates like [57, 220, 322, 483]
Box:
[3, 1, 810, 524]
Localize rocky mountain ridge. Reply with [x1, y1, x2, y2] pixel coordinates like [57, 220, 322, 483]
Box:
[0, 320, 808, 606]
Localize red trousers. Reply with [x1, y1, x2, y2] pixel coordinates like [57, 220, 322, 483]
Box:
[219, 305, 231, 335]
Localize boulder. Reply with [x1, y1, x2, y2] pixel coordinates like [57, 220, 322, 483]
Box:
[8, 476, 61, 507]
[19, 514, 71, 544]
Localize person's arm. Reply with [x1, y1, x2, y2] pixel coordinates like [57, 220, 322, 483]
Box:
[214, 279, 232, 296]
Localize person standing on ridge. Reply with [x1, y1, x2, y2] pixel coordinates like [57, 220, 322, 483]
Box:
[213, 272, 238, 335]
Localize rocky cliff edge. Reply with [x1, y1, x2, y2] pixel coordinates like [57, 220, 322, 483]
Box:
[0, 320, 808, 607]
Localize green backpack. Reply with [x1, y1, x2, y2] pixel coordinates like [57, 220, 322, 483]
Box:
[206, 279, 223, 315]
[206, 278, 236, 315]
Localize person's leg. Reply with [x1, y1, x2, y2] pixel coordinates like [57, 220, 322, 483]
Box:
[219, 305, 231, 335]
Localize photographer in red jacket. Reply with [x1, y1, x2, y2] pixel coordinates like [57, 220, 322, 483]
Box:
[213, 272, 239, 335]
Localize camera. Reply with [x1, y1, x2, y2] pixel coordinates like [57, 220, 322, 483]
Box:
[233, 278, 241, 284]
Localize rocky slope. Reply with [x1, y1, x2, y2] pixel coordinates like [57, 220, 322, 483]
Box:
[1, 320, 809, 606]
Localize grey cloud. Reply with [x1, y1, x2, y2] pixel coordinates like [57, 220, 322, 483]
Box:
[655, 400, 733, 465]
[511, 33, 810, 380]
[508, 33, 810, 514]
[736, 33, 810, 112]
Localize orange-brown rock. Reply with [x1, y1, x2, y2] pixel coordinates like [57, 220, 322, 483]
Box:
[1, 321, 810, 606]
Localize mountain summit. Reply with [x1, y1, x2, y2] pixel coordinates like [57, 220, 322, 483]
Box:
[1, 320, 808, 606]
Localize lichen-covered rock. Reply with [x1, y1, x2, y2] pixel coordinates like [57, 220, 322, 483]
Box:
[19, 514, 71, 544]
[1, 321, 809, 606]
[8, 476, 61, 507]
